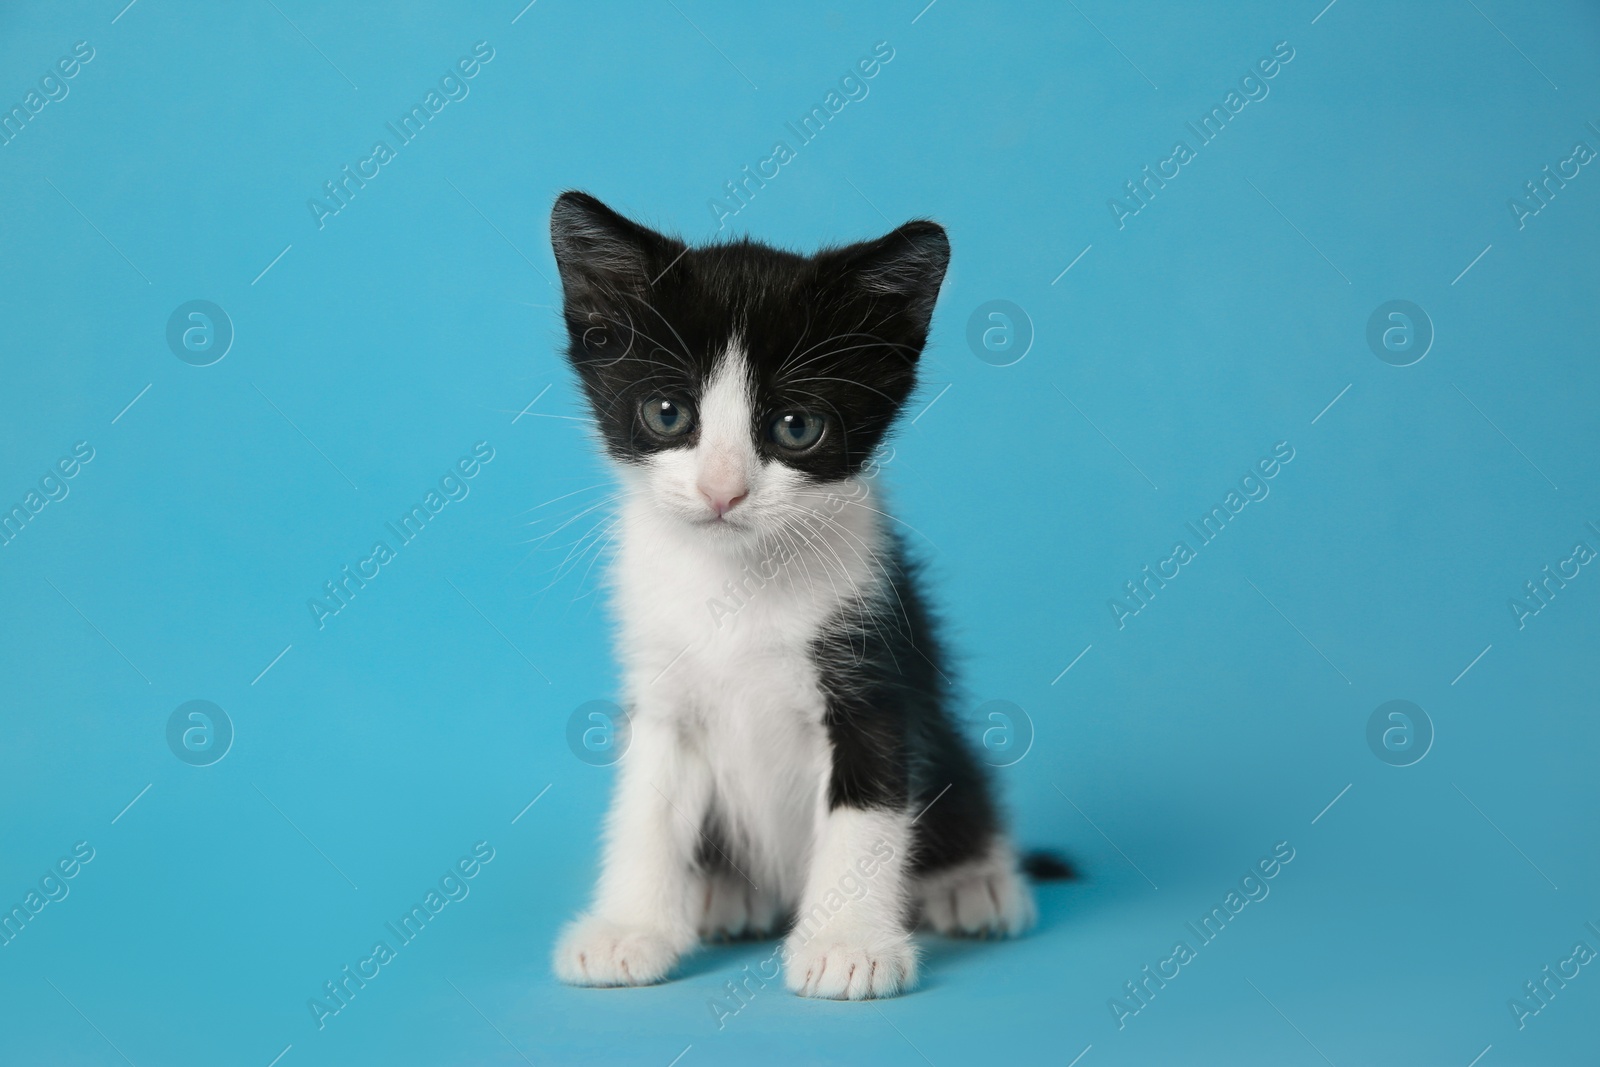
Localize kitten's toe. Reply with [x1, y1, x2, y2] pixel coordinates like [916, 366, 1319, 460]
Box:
[552, 915, 683, 986]
[698, 874, 782, 941]
[784, 933, 918, 1000]
[918, 848, 1036, 938]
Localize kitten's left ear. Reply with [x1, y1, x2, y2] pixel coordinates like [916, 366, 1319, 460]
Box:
[550, 191, 686, 306]
[819, 220, 951, 341]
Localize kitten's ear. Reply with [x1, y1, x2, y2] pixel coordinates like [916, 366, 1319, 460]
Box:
[550, 191, 685, 303]
[821, 220, 951, 339]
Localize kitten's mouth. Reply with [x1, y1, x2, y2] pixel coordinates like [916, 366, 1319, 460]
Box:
[693, 509, 754, 534]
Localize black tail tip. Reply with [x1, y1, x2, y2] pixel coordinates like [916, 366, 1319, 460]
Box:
[1021, 850, 1078, 882]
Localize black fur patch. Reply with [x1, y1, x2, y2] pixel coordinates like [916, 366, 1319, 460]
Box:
[549, 190, 950, 480]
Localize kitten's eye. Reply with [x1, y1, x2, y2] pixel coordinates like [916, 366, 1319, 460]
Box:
[640, 397, 695, 439]
[769, 410, 826, 452]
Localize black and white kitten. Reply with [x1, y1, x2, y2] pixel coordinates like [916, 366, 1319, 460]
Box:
[547, 192, 1057, 1000]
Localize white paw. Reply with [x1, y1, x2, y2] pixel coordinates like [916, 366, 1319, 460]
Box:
[919, 859, 1036, 938]
[551, 915, 683, 986]
[698, 873, 783, 941]
[784, 932, 918, 1000]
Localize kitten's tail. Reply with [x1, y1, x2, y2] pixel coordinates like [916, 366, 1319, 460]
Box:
[1020, 849, 1079, 882]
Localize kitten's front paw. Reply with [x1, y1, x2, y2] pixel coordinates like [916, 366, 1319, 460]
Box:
[698, 873, 783, 941]
[783, 933, 918, 1000]
[552, 915, 683, 987]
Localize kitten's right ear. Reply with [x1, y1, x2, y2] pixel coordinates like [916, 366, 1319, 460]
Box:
[549, 191, 684, 305]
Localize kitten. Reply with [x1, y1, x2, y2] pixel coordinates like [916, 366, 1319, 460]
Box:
[547, 192, 1066, 1000]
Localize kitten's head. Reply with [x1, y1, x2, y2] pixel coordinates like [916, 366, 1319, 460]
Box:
[549, 191, 949, 544]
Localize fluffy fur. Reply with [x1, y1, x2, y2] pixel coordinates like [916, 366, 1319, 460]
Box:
[546, 192, 1057, 1000]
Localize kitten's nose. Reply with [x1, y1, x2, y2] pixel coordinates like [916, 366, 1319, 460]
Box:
[698, 482, 748, 518]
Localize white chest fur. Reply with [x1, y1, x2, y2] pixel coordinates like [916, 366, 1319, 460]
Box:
[608, 484, 883, 895]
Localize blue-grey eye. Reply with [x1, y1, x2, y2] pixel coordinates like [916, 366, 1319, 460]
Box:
[769, 410, 825, 451]
[641, 397, 694, 438]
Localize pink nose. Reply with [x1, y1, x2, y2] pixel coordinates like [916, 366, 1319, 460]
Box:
[699, 484, 748, 518]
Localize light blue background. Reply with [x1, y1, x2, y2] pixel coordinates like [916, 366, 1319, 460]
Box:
[2, 1, 1597, 1064]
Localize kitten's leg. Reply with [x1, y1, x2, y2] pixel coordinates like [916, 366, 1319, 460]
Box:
[783, 673, 918, 1000]
[785, 803, 917, 999]
[552, 716, 709, 986]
